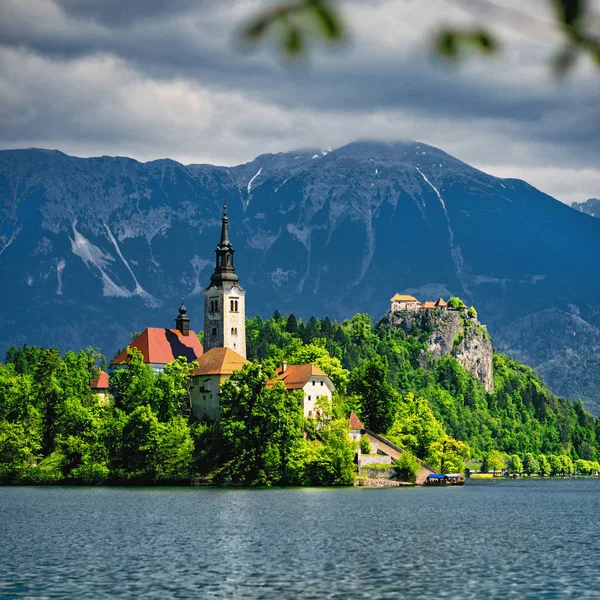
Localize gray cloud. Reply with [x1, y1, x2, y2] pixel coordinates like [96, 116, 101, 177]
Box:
[0, 0, 599, 203]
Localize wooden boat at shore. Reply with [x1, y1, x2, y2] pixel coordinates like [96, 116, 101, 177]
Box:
[424, 473, 465, 486]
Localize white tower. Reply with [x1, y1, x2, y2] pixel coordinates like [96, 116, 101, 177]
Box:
[202, 205, 246, 358]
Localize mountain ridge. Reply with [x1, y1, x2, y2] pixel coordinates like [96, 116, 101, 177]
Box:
[1, 141, 600, 411]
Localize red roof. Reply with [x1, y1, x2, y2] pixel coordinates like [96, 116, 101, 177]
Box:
[349, 410, 365, 431]
[270, 364, 330, 390]
[110, 328, 203, 366]
[192, 347, 249, 376]
[90, 371, 109, 389]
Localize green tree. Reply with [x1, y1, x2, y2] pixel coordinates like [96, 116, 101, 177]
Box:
[393, 451, 421, 483]
[507, 454, 523, 475]
[467, 306, 477, 319]
[387, 393, 447, 467]
[523, 452, 540, 476]
[307, 419, 356, 485]
[359, 434, 372, 455]
[447, 297, 466, 310]
[548, 454, 563, 475]
[483, 450, 505, 475]
[349, 355, 398, 433]
[538, 454, 551, 477]
[219, 363, 305, 485]
[109, 348, 156, 414]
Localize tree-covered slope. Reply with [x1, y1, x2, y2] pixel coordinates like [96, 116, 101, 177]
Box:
[1, 309, 599, 485]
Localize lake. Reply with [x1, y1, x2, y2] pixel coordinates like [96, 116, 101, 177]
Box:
[1, 479, 600, 598]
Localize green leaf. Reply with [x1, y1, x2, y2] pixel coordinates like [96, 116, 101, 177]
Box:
[554, 0, 584, 27]
[437, 30, 458, 57]
[284, 24, 304, 55]
[310, 0, 343, 39]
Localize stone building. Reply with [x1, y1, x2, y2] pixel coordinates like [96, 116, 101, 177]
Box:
[390, 294, 420, 312]
[203, 206, 247, 358]
[190, 347, 249, 421]
[110, 300, 203, 372]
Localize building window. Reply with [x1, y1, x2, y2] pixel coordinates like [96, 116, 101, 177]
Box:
[235, 300, 238, 312]
[321, 381, 324, 386]
[312, 380, 315, 386]
[230, 299, 239, 313]
[211, 328, 217, 336]
[231, 327, 238, 336]
[308, 396, 311, 401]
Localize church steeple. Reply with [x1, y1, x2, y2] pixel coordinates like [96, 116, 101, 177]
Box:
[175, 297, 190, 336]
[203, 204, 247, 358]
[210, 205, 239, 288]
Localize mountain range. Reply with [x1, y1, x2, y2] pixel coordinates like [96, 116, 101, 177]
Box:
[1, 141, 600, 411]
[572, 198, 600, 219]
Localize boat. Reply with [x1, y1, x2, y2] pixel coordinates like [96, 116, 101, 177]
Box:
[424, 473, 465, 486]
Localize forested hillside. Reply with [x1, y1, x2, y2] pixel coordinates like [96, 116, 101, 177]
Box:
[1, 311, 598, 486]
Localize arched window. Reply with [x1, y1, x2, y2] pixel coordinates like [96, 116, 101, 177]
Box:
[234, 300, 238, 312]
[230, 299, 234, 312]
[227, 255, 232, 266]
[231, 327, 235, 335]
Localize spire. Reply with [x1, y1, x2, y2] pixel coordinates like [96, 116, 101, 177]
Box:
[175, 297, 190, 336]
[209, 204, 240, 288]
[219, 205, 231, 248]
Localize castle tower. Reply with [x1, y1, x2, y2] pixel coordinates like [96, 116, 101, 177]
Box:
[202, 205, 246, 357]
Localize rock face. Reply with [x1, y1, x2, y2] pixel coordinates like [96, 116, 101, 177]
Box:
[389, 310, 494, 393]
[1, 141, 600, 410]
[572, 198, 600, 219]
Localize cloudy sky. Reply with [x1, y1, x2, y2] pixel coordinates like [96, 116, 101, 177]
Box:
[1, 0, 599, 204]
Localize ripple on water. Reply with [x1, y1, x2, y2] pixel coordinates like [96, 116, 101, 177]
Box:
[2, 480, 600, 599]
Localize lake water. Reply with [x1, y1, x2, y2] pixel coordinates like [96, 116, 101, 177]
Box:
[1, 479, 600, 599]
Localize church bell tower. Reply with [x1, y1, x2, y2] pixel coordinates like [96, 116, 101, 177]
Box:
[202, 205, 246, 358]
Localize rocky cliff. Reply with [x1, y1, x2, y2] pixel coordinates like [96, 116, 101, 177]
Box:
[388, 309, 494, 393]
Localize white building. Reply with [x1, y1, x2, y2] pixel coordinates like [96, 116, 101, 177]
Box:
[270, 362, 336, 419]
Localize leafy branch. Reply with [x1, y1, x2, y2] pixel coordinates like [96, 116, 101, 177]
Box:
[239, 0, 600, 73]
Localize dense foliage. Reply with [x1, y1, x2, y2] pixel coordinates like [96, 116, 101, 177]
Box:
[247, 312, 600, 471]
[2, 310, 600, 485]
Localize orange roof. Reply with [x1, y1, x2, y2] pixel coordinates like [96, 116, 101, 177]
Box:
[349, 410, 365, 431]
[391, 294, 419, 302]
[420, 301, 436, 309]
[192, 347, 249, 376]
[434, 297, 447, 307]
[270, 364, 330, 390]
[111, 328, 203, 366]
[90, 371, 109, 389]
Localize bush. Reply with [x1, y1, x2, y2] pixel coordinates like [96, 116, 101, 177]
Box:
[447, 297, 466, 310]
[359, 435, 372, 454]
[392, 451, 421, 483]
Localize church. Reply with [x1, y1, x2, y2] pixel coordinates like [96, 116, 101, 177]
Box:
[108, 204, 335, 422]
[189, 205, 250, 420]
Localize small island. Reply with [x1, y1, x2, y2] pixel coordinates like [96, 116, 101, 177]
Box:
[1, 207, 599, 486]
